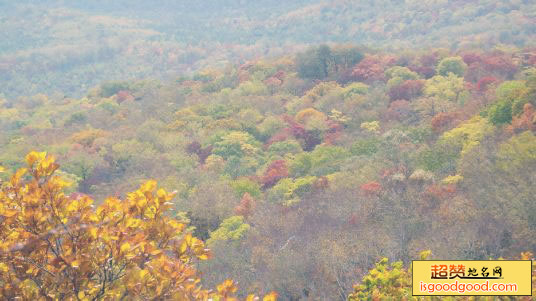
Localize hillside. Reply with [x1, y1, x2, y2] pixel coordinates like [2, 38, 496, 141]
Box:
[1, 43, 536, 298]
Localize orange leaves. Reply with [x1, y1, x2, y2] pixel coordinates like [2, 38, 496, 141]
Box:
[0, 208, 18, 218]
[0, 151, 233, 300]
[217, 279, 238, 298]
[23, 151, 59, 179]
[234, 192, 256, 218]
[69, 129, 108, 148]
[245, 291, 279, 301]
[140, 179, 158, 194]
[215, 280, 278, 301]
[10, 167, 27, 186]
[36, 154, 59, 177]
[262, 292, 278, 301]
[179, 233, 210, 261]
[25, 151, 47, 167]
[0, 151, 268, 300]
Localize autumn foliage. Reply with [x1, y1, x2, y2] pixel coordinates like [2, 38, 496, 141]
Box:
[261, 160, 289, 188]
[234, 193, 256, 218]
[0, 152, 275, 300]
[360, 181, 382, 196]
[509, 103, 536, 134]
[388, 79, 424, 101]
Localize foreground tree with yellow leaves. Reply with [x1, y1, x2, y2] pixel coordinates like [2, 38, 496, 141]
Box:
[0, 152, 276, 300]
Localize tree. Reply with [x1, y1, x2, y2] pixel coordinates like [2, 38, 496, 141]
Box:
[497, 131, 536, 173]
[430, 111, 460, 133]
[488, 98, 513, 125]
[0, 152, 275, 300]
[388, 79, 424, 101]
[348, 251, 432, 300]
[261, 160, 289, 188]
[208, 216, 250, 245]
[424, 73, 466, 103]
[385, 66, 419, 90]
[186, 141, 213, 164]
[509, 103, 536, 134]
[436, 56, 467, 77]
[213, 131, 261, 160]
[295, 45, 333, 80]
[386, 100, 412, 121]
[331, 46, 364, 70]
[440, 116, 494, 156]
[234, 193, 256, 218]
[350, 55, 388, 83]
[476, 76, 499, 93]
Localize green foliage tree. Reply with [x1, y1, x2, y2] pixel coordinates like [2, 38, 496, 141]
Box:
[296, 45, 333, 80]
[497, 131, 536, 172]
[436, 56, 467, 77]
[208, 216, 251, 244]
[231, 178, 262, 198]
[424, 73, 466, 103]
[332, 46, 364, 70]
[488, 98, 513, 125]
[351, 137, 380, 156]
[385, 66, 419, 89]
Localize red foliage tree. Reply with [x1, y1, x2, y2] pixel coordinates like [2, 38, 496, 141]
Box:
[323, 120, 343, 145]
[261, 160, 289, 188]
[462, 53, 482, 65]
[186, 141, 213, 164]
[116, 90, 134, 103]
[282, 115, 307, 139]
[431, 112, 460, 133]
[350, 55, 388, 83]
[419, 184, 457, 211]
[234, 192, 256, 218]
[388, 80, 425, 101]
[509, 103, 536, 134]
[280, 115, 322, 151]
[266, 129, 291, 147]
[386, 100, 412, 122]
[360, 181, 382, 196]
[425, 184, 457, 201]
[482, 54, 518, 78]
[476, 76, 499, 93]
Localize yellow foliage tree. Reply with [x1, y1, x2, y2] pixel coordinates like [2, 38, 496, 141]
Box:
[0, 152, 275, 300]
[440, 116, 494, 156]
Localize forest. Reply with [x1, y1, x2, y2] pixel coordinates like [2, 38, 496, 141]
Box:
[1, 0, 536, 300]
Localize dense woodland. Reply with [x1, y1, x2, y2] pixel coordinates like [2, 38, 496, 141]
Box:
[1, 0, 536, 300]
[1, 0, 535, 98]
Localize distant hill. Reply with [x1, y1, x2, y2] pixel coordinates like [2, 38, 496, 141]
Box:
[0, 0, 534, 98]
